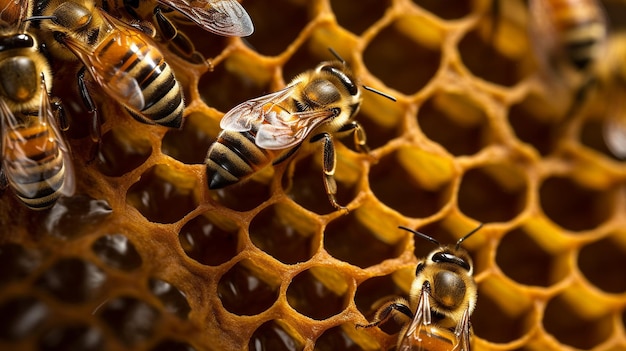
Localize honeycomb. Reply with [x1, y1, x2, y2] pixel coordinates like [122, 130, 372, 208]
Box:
[1, 0, 626, 350]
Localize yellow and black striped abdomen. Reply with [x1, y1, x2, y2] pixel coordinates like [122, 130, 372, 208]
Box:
[3, 123, 66, 210]
[205, 130, 276, 189]
[96, 30, 184, 128]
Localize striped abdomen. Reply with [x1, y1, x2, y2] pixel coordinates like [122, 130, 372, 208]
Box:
[95, 30, 184, 128]
[3, 123, 66, 210]
[547, 0, 606, 70]
[205, 129, 276, 189]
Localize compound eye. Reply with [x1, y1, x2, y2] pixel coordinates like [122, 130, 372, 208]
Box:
[432, 252, 470, 271]
[415, 262, 425, 276]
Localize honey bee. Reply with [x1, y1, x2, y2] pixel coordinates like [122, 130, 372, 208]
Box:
[0, 0, 74, 210]
[36, 0, 185, 131]
[204, 52, 395, 210]
[357, 224, 483, 351]
[98, 0, 254, 64]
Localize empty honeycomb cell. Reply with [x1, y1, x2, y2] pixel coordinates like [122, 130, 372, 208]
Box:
[458, 29, 526, 87]
[507, 93, 566, 156]
[543, 289, 614, 349]
[417, 91, 491, 156]
[151, 339, 197, 351]
[314, 324, 378, 351]
[92, 234, 142, 271]
[285, 153, 358, 215]
[248, 204, 317, 264]
[40, 196, 112, 239]
[363, 17, 442, 95]
[148, 278, 191, 319]
[178, 214, 238, 266]
[369, 147, 453, 218]
[496, 227, 564, 287]
[198, 56, 272, 114]
[412, 0, 472, 20]
[324, 211, 404, 268]
[211, 177, 273, 212]
[539, 176, 613, 231]
[472, 277, 534, 344]
[248, 320, 304, 351]
[98, 296, 161, 347]
[161, 112, 217, 165]
[217, 259, 279, 316]
[458, 163, 528, 223]
[126, 165, 199, 224]
[578, 231, 626, 293]
[286, 266, 349, 320]
[0, 296, 48, 341]
[173, 22, 230, 60]
[354, 273, 409, 320]
[0, 243, 40, 286]
[238, 0, 309, 57]
[96, 126, 152, 177]
[36, 258, 106, 304]
[38, 324, 104, 351]
[329, 0, 390, 35]
[281, 38, 336, 83]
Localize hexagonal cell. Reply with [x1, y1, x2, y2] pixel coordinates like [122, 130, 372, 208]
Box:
[0, 296, 48, 341]
[96, 125, 152, 177]
[36, 258, 106, 304]
[175, 21, 229, 60]
[578, 231, 626, 293]
[314, 324, 379, 351]
[417, 91, 491, 156]
[496, 227, 566, 287]
[161, 112, 217, 165]
[98, 296, 161, 347]
[539, 176, 613, 231]
[39, 195, 112, 239]
[324, 210, 404, 268]
[178, 214, 238, 266]
[248, 204, 317, 264]
[217, 259, 279, 316]
[543, 288, 613, 349]
[364, 17, 441, 95]
[149, 278, 191, 320]
[126, 165, 199, 224]
[285, 153, 359, 215]
[286, 266, 349, 320]
[472, 277, 534, 344]
[0, 243, 41, 286]
[458, 29, 528, 87]
[92, 233, 143, 271]
[39, 324, 105, 351]
[282, 38, 338, 84]
[151, 339, 197, 351]
[243, 0, 309, 56]
[248, 320, 304, 351]
[369, 147, 454, 218]
[458, 163, 528, 223]
[330, 0, 389, 35]
[198, 56, 272, 114]
[211, 178, 272, 212]
[507, 93, 566, 156]
[413, 0, 472, 20]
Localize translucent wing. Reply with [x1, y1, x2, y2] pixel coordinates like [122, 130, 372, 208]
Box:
[157, 0, 254, 36]
[220, 86, 295, 132]
[452, 309, 472, 351]
[528, 0, 558, 73]
[398, 283, 432, 351]
[0, 0, 27, 31]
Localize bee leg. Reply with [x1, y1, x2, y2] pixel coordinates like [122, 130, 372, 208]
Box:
[356, 299, 414, 329]
[338, 121, 370, 154]
[77, 67, 101, 144]
[51, 98, 68, 131]
[153, 7, 208, 66]
[563, 75, 598, 120]
[311, 132, 347, 211]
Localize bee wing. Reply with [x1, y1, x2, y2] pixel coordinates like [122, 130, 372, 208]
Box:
[452, 308, 472, 351]
[39, 78, 75, 197]
[0, 0, 28, 31]
[527, 0, 559, 73]
[256, 107, 336, 149]
[220, 86, 294, 132]
[397, 284, 432, 351]
[157, 0, 254, 36]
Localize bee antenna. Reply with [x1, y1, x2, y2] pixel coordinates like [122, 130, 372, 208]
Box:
[362, 85, 397, 102]
[328, 47, 346, 64]
[455, 223, 483, 250]
[398, 226, 440, 247]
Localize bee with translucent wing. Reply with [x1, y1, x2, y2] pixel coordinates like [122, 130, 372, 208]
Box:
[205, 50, 395, 211]
[357, 224, 482, 351]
